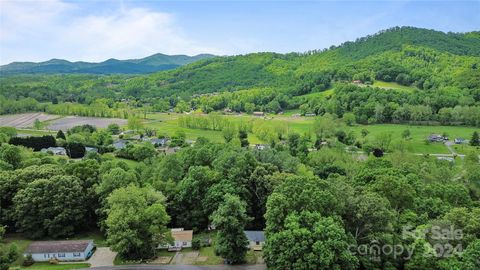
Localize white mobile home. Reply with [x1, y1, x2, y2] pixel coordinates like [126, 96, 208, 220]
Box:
[24, 240, 94, 262]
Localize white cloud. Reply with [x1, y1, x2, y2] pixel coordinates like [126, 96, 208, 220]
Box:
[0, 0, 225, 64]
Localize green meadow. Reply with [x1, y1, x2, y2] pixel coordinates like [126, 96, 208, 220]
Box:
[143, 113, 479, 155]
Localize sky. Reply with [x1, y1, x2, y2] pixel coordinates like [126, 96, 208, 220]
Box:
[0, 0, 479, 64]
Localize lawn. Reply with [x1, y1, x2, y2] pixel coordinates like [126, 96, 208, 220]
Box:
[143, 113, 479, 155]
[348, 124, 479, 154]
[101, 153, 140, 168]
[15, 128, 56, 136]
[372, 81, 416, 92]
[12, 263, 90, 270]
[194, 246, 223, 265]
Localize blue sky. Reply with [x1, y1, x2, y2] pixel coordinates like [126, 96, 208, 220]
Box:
[0, 0, 479, 64]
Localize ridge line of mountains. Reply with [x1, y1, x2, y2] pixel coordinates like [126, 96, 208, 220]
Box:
[1, 26, 479, 78]
[0, 53, 216, 75]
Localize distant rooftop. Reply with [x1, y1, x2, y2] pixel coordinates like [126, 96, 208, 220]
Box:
[244, 231, 265, 242]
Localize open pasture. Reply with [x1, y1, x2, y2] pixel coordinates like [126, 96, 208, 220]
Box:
[145, 113, 479, 154]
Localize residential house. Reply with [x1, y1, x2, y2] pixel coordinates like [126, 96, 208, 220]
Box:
[41, 147, 66, 156]
[85, 147, 98, 153]
[352, 80, 363, 84]
[143, 137, 168, 147]
[244, 231, 265, 251]
[159, 228, 193, 251]
[112, 140, 128, 150]
[24, 240, 94, 262]
[454, 138, 465, 144]
[253, 112, 265, 117]
[428, 134, 447, 142]
[254, 144, 268, 150]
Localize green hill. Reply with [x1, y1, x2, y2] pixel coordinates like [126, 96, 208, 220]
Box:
[1, 27, 479, 123]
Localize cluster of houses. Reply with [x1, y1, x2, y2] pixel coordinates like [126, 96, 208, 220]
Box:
[23, 229, 266, 262]
[428, 134, 466, 144]
[40, 146, 98, 156]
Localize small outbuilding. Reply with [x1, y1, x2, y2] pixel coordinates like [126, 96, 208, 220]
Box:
[244, 231, 265, 251]
[253, 112, 265, 117]
[24, 240, 94, 262]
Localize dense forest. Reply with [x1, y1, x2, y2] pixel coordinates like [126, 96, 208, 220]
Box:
[1, 27, 479, 126]
[1, 124, 480, 269]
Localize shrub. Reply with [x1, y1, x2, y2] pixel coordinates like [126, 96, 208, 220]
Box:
[192, 238, 201, 250]
[22, 254, 34, 266]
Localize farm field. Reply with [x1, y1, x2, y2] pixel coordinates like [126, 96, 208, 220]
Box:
[46, 116, 127, 131]
[0, 113, 59, 128]
[0, 113, 127, 131]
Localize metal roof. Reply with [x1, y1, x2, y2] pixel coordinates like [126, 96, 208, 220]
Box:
[25, 240, 93, 254]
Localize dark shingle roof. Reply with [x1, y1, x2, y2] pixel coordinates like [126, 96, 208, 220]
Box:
[244, 231, 265, 242]
[25, 240, 93, 253]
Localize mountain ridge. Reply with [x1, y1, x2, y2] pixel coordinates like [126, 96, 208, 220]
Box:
[0, 53, 216, 75]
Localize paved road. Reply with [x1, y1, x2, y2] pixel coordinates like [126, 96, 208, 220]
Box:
[82, 264, 266, 270]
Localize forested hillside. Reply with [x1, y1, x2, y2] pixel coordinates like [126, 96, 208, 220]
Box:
[0, 53, 215, 75]
[1, 27, 479, 125]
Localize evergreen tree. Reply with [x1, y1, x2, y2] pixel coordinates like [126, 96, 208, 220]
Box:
[471, 131, 480, 146]
[56, 130, 66, 140]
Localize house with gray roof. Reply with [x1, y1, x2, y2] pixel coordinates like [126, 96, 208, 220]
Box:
[112, 139, 128, 150]
[24, 240, 94, 262]
[244, 231, 265, 251]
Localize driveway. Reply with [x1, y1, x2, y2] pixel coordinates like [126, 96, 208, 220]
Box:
[88, 247, 118, 268]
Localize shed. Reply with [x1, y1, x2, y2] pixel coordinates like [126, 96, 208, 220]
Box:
[24, 240, 94, 262]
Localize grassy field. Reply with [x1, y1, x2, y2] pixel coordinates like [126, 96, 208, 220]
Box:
[15, 128, 56, 136]
[372, 81, 416, 92]
[143, 113, 479, 154]
[348, 124, 479, 154]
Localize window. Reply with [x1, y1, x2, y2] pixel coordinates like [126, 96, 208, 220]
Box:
[73, 252, 81, 257]
[183, 242, 188, 246]
[256, 241, 260, 245]
[58, 253, 65, 258]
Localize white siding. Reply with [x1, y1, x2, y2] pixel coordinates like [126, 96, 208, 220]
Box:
[26, 242, 94, 262]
